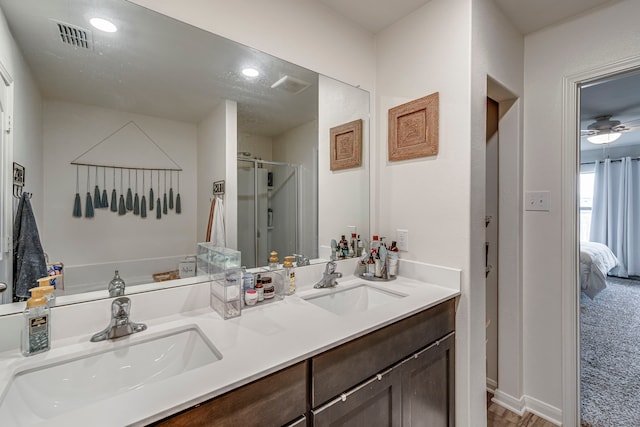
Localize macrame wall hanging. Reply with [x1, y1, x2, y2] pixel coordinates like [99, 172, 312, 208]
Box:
[70, 121, 182, 220]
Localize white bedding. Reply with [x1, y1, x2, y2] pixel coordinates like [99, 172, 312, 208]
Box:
[580, 241, 619, 299]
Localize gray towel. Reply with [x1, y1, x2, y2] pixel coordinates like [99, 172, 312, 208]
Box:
[13, 193, 46, 300]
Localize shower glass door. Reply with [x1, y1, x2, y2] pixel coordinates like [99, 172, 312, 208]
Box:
[237, 159, 298, 268]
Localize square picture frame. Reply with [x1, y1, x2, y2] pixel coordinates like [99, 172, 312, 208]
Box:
[330, 118, 363, 171]
[388, 92, 439, 161]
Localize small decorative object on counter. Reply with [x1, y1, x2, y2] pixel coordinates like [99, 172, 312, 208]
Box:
[269, 251, 279, 270]
[283, 255, 296, 295]
[357, 234, 364, 257]
[22, 286, 52, 356]
[262, 276, 275, 299]
[244, 289, 258, 306]
[197, 244, 242, 319]
[108, 270, 126, 297]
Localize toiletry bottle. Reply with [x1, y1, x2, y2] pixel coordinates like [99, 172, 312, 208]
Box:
[37, 274, 60, 307]
[283, 256, 296, 295]
[371, 235, 380, 251]
[349, 233, 357, 258]
[343, 235, 351, 258]
[255, 275, 264, 302]
[330, 239, 338, 261]
[389, 241, 399, 276]
[22, 286, 53, 356]
[357, 234, 364, 257]
[269, 251, 279, 270]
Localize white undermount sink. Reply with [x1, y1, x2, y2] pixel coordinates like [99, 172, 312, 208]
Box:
[303, 284, 406, 315]
[0, 325, 221, 426]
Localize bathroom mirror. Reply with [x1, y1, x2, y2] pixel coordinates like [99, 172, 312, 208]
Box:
[0, 0, 369, 312]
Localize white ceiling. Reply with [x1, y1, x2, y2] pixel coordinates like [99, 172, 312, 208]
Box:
[0, 0, 319, 136]
[316, 0, 616, 35]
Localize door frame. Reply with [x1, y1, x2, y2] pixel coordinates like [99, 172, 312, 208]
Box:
[561, 54, 640, 427]
[0, 61, 14, 304]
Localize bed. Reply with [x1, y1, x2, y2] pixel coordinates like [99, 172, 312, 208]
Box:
[580, 241, 620, 299]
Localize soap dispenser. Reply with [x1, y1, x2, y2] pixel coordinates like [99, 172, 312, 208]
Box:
[22, 286, 53, 356]
[36, 274, 61, 307]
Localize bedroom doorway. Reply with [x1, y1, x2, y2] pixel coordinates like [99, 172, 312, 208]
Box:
[578, 68, 640, 426]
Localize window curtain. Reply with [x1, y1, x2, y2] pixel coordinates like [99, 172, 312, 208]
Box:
[589, 157, 640, 277]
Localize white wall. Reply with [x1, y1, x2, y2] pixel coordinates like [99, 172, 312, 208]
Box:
[197, 101, 225, 243]
[42, 100, 197, 270]
[471, 0, 526, 422]
[0, 7, 43, 223]
[273, 119, 318, 259]
[238, 133, 273, 163]
[375, 0, 475, 423]
[523, 0, 640, 420]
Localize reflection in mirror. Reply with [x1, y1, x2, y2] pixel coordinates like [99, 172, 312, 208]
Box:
[0, 0, 369, 314]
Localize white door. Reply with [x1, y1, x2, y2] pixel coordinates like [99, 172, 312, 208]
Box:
[0, 66, 13, 304]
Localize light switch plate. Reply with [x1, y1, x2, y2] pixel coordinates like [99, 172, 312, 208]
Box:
[396, 229, 409, 251]
[525, 191, 550, 211]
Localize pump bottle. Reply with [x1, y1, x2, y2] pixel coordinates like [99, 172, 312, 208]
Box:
[22, 286, 53, 356]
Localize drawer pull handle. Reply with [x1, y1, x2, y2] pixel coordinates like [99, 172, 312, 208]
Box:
[377, 374, 383, 381]
[341, 393, 347, 402]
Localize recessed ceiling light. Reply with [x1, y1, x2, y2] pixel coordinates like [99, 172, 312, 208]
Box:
[90, 18, 117, 33]
[242, 68, 260, 78]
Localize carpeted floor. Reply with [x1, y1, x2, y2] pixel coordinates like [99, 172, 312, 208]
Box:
[580, 276, 640, 427]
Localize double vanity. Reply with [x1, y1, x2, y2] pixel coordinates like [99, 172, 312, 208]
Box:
[0, 259, 459, 426]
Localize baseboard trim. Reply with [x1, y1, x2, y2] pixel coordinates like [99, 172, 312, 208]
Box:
[524, 395, 562, 426]
[491, 389, 563, 426]
[486, 378, 498, 393]
[491, 389, 525, 416]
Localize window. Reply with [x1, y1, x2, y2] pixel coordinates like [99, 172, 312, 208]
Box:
[579, 171, 595, 241]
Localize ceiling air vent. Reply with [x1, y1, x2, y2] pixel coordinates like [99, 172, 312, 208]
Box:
[271, 75, 311, 95]
[53, 20, 93, 50]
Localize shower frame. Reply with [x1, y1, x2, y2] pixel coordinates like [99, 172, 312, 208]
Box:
[238, 157, 300, 267]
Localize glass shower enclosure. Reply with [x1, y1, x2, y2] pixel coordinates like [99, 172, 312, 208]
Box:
[237, 158, 299, 268]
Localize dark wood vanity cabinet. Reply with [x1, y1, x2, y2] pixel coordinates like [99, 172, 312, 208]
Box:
[311, 299, 455, 427]
[152, 299, 455, 427]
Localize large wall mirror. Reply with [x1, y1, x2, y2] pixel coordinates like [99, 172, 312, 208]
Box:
[0, 0, 369, 313]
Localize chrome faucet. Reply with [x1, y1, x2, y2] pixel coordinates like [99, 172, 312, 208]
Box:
[314, 261, 343, 289]
[294, 253, 310, 266]
[90, 297, 147, 342]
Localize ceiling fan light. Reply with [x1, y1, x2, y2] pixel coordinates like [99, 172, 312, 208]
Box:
[587, 132, 622, 144]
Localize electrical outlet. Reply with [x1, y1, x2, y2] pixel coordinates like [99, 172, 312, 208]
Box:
[397, 229, 409, 251]
[347, 225, 357, 236]
[525, 191, 550, 211]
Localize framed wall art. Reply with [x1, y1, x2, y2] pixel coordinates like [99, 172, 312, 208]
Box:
[388, 92, 439, 161]
[329, 118, 363, 171]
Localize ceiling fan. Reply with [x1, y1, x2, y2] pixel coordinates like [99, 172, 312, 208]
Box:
[581, 114, 640, 144]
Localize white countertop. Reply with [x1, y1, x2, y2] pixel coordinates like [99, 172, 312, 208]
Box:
[0, 262, 459, 427]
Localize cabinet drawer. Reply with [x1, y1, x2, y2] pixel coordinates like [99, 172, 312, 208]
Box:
[153, 361, 307, 427]
[311, 298, 455, 407]
[312, 366, 402, 427]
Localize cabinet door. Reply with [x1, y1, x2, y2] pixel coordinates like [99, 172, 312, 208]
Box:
[312, 368, 402, 427]
[401, 333, 455, 427]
